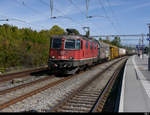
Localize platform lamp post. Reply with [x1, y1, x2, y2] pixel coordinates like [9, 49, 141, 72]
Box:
[147, 23, 150, 71]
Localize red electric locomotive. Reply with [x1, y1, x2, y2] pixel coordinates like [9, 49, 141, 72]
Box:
[48, 32, 100, 74]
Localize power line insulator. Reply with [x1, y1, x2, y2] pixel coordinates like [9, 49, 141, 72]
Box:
[50, 0, 54, 18]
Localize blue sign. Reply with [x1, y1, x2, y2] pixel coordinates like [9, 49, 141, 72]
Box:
[136, 45, 145, 48]
[146, 38, 150, 41]
[136, 45, 145, 50]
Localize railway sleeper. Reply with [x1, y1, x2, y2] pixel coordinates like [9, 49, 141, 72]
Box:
[74, 95, 98, 99]
[69, 98, 96, 103]
[56, 108, 87, 112]
[74, 93, 99, 97]
[96, 106, 103, 112]
[81, 91, 100, 95]
[73, 96, 98, 100]
[68, 100, 95, 105]
[60, 105, 91, 111]
[75, 94, 99, 97]
[62, 103, 92, 108]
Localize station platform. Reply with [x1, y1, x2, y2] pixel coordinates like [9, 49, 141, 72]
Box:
[119, 55, 150, 112]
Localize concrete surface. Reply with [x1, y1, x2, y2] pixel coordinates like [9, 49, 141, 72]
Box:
[119, 55, 150, 112]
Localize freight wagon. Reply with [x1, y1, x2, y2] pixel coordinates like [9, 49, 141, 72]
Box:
[119, 48, 126, 57]
[109, 45, 119, 59]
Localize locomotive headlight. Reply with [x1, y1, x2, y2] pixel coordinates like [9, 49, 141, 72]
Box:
[69, 56, 74, 60]
[51, 56, 55, 59]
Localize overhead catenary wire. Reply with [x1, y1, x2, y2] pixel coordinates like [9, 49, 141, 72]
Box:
[84, 0, 109, 35]
[98, 0, 118, 34]
[68, 0, 105, 19]
[40, 0, 65, 16]
[0, 13, 26, 23]
[40, 0, 87, 29]
[85, 0, 107, 19]
[49, 0, 73, 21]
[39, 0, 48, 6]
[0, 12, 45, 29]
[10, 0, 102, 35]
[39, 0, 75, 29]
[40, 0, 83, 31]
[10, 18, 45, 28]
[86, 0, 90, 18]
[39, 0, 74, 21]
[16, 0, 52, 20]
[15, 0, 53, 26]
[39, 0, 101, 35]
[105, 0, 121, 33]
[15, 0, 51, 23]
[2, 0, 46, 28]
[16, 0, 40, 14]
[0, 19, 9, 21]
[68, 0, 86, 17]
[106, 0, 119, 24]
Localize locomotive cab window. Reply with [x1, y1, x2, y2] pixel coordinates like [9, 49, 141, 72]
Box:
[65, 39, 81, 49]
[90, 41, 93, 49]
[95, 42, 96, 49]
[65, 39, 75, 49]
[76, 39, 80, 49]
[51, 38, 62, 49]
[86, 41, 88, 49]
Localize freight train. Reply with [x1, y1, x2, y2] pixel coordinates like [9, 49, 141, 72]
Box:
[48, 32, 126, 74]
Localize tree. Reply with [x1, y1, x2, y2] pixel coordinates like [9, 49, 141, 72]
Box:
[111, 36, 122, 47]
[144, 47, 149, 54]
[49, 25, 65, 36]
[99, 37, 102, 41]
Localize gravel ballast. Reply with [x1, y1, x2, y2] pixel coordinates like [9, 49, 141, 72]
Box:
[1, 59, 121, 112]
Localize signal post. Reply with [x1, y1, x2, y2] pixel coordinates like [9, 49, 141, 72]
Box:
[147, 24, 150, 71]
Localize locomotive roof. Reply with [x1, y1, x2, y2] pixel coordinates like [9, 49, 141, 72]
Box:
[51, 35, 98, 41]
[51, 35, 125, 50]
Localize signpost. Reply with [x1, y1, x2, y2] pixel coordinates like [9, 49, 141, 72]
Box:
[146, 38, 150, 41]
[136, 45, 145, 48]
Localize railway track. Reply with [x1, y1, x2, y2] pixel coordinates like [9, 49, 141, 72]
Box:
[91, 61, 125, 112]
[0, 75, 55, 95]
[0, 66, 48, 83]
[0, 67, 90, 110]
[0, 57, 126, 112]
[48, 57, 127, 112]
[0, 75, 72, 110]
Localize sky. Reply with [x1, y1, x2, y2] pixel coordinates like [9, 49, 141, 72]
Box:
[0, 0, 150, 46]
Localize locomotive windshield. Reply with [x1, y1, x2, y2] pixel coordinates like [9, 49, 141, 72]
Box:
[51, 38, 62, 49]
[65, 39, 75, 49]
[65, 39, 80, 49]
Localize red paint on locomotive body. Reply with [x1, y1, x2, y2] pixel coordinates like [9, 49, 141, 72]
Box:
[48, 35, 99, 73]
[49, 35, 98, 61]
